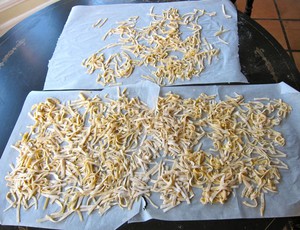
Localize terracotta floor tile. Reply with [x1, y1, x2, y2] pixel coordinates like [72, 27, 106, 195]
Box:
[256, 20, 287, 49]
[276, 0, 300, 19]
[292, 52, 300, 71]
[235, 1, 246, 13]
[236, 0, 278, 19]
[283, 21, 300, 50]
[253, 0, 278, 18]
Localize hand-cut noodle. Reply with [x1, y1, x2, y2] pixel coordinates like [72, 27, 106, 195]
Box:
[5, 91, 292, 223]
[222, 4, 232, 19]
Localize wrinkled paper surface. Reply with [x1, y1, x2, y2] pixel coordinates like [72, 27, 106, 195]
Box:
[1, 82, 300, 229]
[44, 0, 247, 90]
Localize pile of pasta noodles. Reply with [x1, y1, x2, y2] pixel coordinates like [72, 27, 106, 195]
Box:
[5, 89, 291, 223]
[82, 6, 230, 85]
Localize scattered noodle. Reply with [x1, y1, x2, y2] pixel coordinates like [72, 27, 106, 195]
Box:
[98, 18, 108, 28]
[93, 19, 102, 28]
[222, 4, 232, 19]
[215, 25, 229, 45]
[218, 36, 229, 45]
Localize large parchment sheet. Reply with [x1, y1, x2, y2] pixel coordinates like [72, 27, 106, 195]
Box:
[0, 82, 159, 230]
[43, 0, 248, 90]
[1, 82, 299, 230]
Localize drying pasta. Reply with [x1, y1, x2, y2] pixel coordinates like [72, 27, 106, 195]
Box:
[82, 7, 220, 85]
[222, 4, 232, 19]
[5, 90, 292, 223]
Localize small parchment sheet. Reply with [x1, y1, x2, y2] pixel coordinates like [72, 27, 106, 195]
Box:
[43, 0, 247, 90]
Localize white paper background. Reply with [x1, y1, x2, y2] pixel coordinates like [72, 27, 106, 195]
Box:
[1, 82, 299, 229]
[44, 0, 247, 90]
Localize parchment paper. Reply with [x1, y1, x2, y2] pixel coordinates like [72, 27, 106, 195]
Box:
[43, 0, 248, 90]
[130, 82, 300, 222]
[1, 82, 299, 229]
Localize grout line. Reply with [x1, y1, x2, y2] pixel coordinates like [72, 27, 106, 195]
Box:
[273, 0, 296, 65]
[273, 0, 291, 50]
[252, 18, 279, 20]
[252, 18, 300, 21]
[280, 18, 300, 21]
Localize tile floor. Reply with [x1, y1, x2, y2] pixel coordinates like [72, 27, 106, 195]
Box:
[236, 0, 300, 72]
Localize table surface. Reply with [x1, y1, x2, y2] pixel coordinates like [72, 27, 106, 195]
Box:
[0, 0, 299, 229]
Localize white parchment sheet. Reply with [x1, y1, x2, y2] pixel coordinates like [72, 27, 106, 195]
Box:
[130, 82, 300, 222]
[43, 0, 248, 90]
[1, 82, 299, 230]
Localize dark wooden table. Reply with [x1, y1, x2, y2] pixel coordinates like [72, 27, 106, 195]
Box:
[0, 0, 299, 229]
